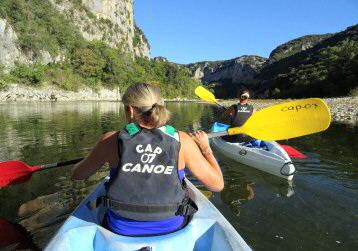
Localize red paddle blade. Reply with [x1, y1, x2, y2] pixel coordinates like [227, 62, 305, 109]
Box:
[280, 145, 307, 159]
[0, 161, 36, 187]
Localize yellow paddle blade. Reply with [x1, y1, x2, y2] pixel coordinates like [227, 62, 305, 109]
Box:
[195, 86, 219, 103]
[195, 86, 227, 109]
[228, 98, 331, 140]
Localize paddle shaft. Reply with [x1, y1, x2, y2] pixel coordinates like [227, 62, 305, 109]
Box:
[207, 131, 228, 138]
[216, 102, 227, 110]
[36, 158, 84, 172]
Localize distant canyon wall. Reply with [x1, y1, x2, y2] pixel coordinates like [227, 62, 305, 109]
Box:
[184, 29, 353, 98]
[188, 56, 267, 85]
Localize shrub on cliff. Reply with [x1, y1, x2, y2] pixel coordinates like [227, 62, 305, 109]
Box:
[0, 79, 8, 90]
[0, 0, 83, 56]
[44, 67, 82, 91]
[10, 64, 45, 85]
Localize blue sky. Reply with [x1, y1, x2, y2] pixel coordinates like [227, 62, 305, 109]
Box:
[135, 0, 358, 64]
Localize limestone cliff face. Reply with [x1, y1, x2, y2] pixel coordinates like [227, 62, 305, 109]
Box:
[133, 31, 150, 58]
[0, 0, 149, 69]
[1, 18, 59, 68]
[50, 0, 149, 56]
[187, 56, 267, 86]
[0, 18, 23, 68]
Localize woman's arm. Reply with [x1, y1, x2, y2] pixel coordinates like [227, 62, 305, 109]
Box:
[220, 105, 235, 123]
[179, 131, 224, 192]
[71, 131, 118, 180]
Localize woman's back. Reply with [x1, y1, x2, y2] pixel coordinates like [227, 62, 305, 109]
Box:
[71, 82, 224, 236]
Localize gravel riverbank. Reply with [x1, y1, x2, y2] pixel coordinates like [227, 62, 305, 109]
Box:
[220, 97, 358, 125]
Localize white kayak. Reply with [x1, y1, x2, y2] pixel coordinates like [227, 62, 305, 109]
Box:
[210, 122, 295, 180]
[45, 176, 252, 251]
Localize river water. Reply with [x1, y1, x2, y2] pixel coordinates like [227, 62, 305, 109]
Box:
[0, 101, 357, 251]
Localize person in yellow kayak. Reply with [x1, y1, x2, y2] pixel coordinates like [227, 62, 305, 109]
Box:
[221, 88, 257, 143]
[71, 82, 224, 236]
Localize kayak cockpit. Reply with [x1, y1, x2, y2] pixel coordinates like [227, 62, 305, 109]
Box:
[45, 177, 252, 251]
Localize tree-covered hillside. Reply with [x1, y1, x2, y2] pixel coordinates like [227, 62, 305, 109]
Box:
[267, 34, 333, 64]
[255, 24, 358, 98]
[0, 0, 356, 99]
[0, 0, 199, 99]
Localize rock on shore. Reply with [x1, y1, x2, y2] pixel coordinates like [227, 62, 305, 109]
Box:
[0, 84, 200, 102]
[0, 84, 121, 101]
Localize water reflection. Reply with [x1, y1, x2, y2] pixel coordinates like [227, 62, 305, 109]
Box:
[285, 122, 358, 190]
[1, 102, 357, 251]
[220, 165, 296, 218]
[278, 181, 295, 198]
[221, 179, 256, 217]
[13, 167, 108, 249]
[0, 102, 126, 163]
[0, 101, 212, 250]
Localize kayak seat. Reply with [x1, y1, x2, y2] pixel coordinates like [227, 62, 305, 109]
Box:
[242, 140, 269, 151]
[45, 177, 241, 251]
[49, 217, 233, 251]
[212, 122, 269, 150]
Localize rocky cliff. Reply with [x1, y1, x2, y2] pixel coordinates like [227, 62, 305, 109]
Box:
[185, 34, 338, 98]
[188, 56, 266, 84]
[0, 0, 149, 69]
[254, 24, 358, 98]
[0, 18, 25, 69]
[186, 56, 266, 98]
[186, 24, 358, 99]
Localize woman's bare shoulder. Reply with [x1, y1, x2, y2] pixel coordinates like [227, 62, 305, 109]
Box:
[97, 131, 118, 147]
[178, 131, 199, 150]
[178, 131, 192, 142]
[101, 131, 118, 140]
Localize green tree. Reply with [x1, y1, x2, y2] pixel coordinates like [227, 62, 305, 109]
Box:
[72, 48, 105, 79]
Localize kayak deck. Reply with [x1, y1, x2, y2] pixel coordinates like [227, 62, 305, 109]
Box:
[211, 122, 295, 180]
[45, 177, 251, 251]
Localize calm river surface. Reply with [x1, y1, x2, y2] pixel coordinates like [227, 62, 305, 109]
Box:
[0, 101, 357, 251]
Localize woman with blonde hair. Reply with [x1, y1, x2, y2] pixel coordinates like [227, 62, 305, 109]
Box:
[72, 82, 224, 236]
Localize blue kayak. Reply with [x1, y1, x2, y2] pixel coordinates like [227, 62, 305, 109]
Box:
[45, 177, 252, 251]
